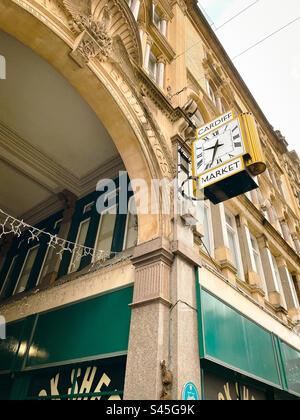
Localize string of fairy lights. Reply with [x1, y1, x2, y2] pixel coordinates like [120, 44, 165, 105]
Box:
[0, 209, 119, 271]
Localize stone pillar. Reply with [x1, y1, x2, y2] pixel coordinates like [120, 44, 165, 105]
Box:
[261, 200, 276, 225]
[210, 203, 237, 283]
[292, 233, 300, 255]
[138, 22, 144, 42]
[144, 39, 152, 69]
[131, 0, 140, 20]
[124, 238, 174, 400]
[39, 190, 77, 288]
[161, 18, 167, 37]
[169, 216, 202, 400]
[167, 1, 187, 108]
[256, 188, 264, 207]
[236, 216, 265, 303]
[250, 189, 260, 208]
[215, 96, 223, 114]
[279, 218, 292, 245]
[269, 170, 279, 190]
[157, 56, 166, 89]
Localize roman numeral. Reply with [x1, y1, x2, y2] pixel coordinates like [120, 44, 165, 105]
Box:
[233, 134, 240, 141]
[213, 130, 219, 137]
[197, 159, 203, 169]
[216, 158, 223, 165]
[234, 142, 242, 148]
[232, 125, 239, 132]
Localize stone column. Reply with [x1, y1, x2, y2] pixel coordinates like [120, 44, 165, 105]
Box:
[250, 188, 260, 208]
[39, 190, 77, 288]
[169, 216, 202, 400]
[257, 236, 286, 311]
[279, 218, 292, 245]
[157, 56, 166, 89]
[124, 238, 174, 400]
[166, 1, 187, 108]
[215, 96, 223, 114]
[131, 0, 140, 20]
[292, 233, 300, 255]
[236, 216, 265, 303]
[261, 200, 276, 225]
[269, 170, 278, 189]
[144, 39, 152, 70]
[161, 18, 168, 37]
[138, 21, 144, 42]
[210, 203, 237, 283]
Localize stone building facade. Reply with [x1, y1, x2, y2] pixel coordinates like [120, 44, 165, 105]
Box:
[0, 0, 299, 400]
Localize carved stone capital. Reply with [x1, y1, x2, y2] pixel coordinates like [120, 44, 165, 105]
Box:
[131, 238, 174, 307]
[70, 29, 112, 67]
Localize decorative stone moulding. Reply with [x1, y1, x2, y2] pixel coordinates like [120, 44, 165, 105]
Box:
[62, 0, 143, 66]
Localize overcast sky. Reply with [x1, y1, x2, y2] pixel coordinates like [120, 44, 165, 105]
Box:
[197, 0, 300, 155]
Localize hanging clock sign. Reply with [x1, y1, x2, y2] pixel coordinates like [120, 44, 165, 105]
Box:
[192, 109, 266, 204]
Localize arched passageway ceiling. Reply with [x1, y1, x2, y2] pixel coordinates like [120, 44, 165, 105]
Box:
[0, 28, 121, 220]
[0, 0, 175, 241]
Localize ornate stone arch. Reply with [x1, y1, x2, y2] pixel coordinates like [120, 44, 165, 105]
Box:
[0, 0, 175, 242]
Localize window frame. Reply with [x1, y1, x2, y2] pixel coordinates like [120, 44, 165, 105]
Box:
[68, 217, 91, 274]
[224, 210, 244, 279]
[250, 234, 267, 291]
[93, 204, 118, 263]
[13, 245, 40, 295]
[122, 196, 138, 251]
[148, 51, 158, 83]
[0, 254, 18, 296]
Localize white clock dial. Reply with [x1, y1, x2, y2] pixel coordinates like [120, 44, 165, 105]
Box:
[193, 117, 246, 176]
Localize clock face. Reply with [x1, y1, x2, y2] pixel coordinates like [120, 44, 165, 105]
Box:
[193, 116, 246, 176]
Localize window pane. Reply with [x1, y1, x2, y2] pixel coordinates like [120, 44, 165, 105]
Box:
[271, 255, 281, 293]
[38, 246, 55, 284]
[191, 110, 204, 127]
[200, 205, 211, 254]
[14, 247, 39, 295]
[227, 229, 240, 276]
[124, 213, 138, 249]
[1, 255, 18, 295]
[69, 219, 90, 273]
[95, 212, 117, 257]
[153, 10, 161, 28]
[148, 53, 157, 81]
[225, 213, 233, 228]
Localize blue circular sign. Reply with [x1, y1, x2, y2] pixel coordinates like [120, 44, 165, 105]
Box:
[182, 382, 200, 400]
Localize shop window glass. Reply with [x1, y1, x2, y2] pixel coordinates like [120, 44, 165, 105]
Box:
[94, 209, 117, 260]
[0, 255, 18, 295]
[13, 246, 39, 295]
[123, 197, 138, 250]
[69, 219, 90, 273]
[38, 246, 55, 284]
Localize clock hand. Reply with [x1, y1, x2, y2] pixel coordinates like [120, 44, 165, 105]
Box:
[210, 139, 222, 166]
[204, 143, 224, 152]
